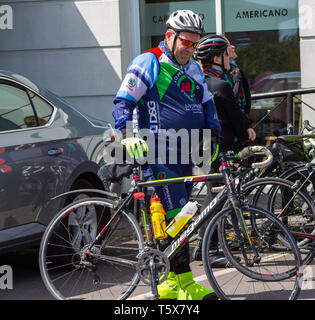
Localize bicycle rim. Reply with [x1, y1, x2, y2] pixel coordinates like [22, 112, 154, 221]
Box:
[280, 164, 315, 201]
[243, 178, 315, 264]
[39, 198, 144, 300]
[202, 206, 302, 300]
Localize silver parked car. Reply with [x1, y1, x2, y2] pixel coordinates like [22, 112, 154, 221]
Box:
[0, 70, 114, 253]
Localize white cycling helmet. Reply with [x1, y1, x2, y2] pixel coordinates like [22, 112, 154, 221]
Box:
[166, 10, 204, 35]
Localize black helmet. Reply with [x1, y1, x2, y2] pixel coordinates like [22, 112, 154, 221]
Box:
[194, 34, 228, 60]
[166, 10, 204, 35]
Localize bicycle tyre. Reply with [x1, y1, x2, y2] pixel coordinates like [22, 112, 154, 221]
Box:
[242, 177, 315, 264]
[202, 205, 302, 300]
[39, 197, 144, 300]
[279, 163, 315, 201]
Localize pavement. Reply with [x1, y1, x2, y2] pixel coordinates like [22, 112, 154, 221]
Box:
[0, 242, 314, 301]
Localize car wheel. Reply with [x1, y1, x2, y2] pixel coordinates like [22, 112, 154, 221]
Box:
[50, 179, 110, 266]
[66, 179, 105, 246]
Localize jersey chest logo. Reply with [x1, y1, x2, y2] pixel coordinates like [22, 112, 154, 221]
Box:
[175, 73, 195, 99]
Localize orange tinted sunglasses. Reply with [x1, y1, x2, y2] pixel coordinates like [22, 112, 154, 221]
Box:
[178, 36, 199, 49]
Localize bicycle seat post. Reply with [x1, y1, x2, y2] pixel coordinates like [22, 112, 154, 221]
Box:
[132, 167, 141, 184]
[132, 168, 155, 246]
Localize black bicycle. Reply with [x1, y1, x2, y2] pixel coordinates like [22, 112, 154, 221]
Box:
[190, 123, 315, 257]
[258, 120, 315, 202]
[39, 146, 303, 300]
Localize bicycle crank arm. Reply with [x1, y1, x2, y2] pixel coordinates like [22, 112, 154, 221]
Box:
[149, 259, 160, 300]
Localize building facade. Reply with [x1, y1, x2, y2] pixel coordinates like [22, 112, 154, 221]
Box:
[0, 0, 313, 138]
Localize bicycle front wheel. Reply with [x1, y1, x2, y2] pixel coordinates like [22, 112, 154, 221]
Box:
[242, 177, 315, 264]
[202, 205, 302, 300]
[39, 197, 144, 300]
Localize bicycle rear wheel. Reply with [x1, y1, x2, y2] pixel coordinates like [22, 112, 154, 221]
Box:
[39, 197, 144, 300]
[202, 206, 302, 300]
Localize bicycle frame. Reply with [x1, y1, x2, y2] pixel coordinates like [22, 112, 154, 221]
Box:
[136, 172, 225, 245]
[79, 155, 266, 301]
[291, 231, 315, 265]
[112, 164, 257, 260]
[141, 165, 256, 263]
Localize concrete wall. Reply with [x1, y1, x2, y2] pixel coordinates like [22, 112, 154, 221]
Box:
[299, 0, 315, 125]
[0, 0, 136, 124]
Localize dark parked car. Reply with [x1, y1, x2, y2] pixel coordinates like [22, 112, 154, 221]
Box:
[0, 70, 114, 253]
[251, 72, 301, 95]
[250, 72, 301, 144]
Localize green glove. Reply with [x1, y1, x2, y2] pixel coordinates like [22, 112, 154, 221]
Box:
[121, 137, 148, 159]
[202, 140, 219, 165]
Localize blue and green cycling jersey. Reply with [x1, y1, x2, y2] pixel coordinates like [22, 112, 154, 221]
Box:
[112, 41, 220, 155]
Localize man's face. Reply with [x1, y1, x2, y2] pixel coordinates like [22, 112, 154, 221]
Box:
[166, 30, 200, 65]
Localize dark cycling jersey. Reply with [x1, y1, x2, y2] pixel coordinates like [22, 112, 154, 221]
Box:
[204, 67, 249, 149]
[227, 60, 251, 114]
[226, 61, 252, 128]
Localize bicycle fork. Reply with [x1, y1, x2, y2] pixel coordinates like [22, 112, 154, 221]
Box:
[229, 199, 261, 266]
[221, 161, 261, 266]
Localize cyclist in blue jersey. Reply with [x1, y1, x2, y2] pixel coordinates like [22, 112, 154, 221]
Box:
[112, 10, 220, 300]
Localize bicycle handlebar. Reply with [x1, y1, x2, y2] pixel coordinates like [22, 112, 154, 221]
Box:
[237, 146, 273, 169]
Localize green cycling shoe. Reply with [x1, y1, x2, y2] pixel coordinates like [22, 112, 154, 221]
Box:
[157, 272, 179, 300]
[157, 271, 218, 300]
[176, 271, 218, 300]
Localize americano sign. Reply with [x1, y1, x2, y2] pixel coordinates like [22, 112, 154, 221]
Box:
[235, 8, 288, 19]
[224, 1, 298, 32]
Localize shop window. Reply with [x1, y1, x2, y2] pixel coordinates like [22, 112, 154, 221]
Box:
[222, 0, 300, 143]
[138, 0, 301, 145]
[139, 0, 215, 51]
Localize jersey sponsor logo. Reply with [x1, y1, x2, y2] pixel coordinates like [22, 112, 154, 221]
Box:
[176, 74, 195, 99]
[147, 100, 160, 133]
[127, 77, 136, 92]
[184, 103, 202, 113]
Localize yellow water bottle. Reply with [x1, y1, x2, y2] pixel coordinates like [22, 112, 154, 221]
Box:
[150, 196, 167, 240]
